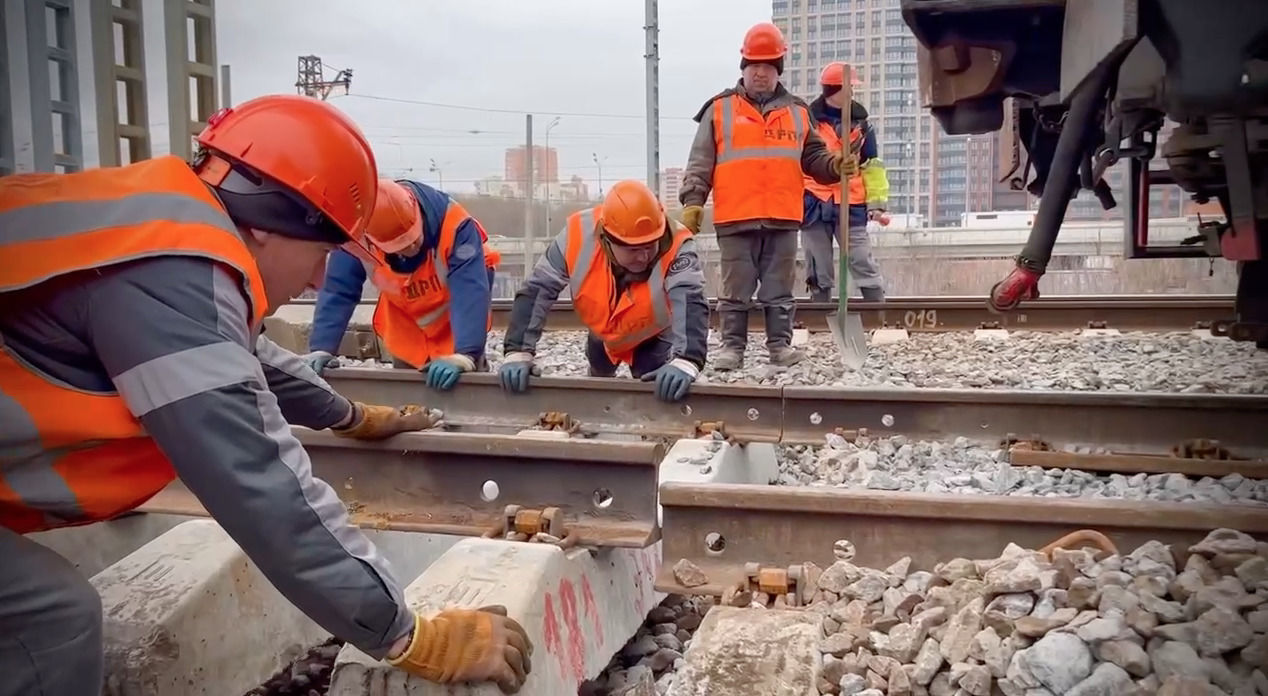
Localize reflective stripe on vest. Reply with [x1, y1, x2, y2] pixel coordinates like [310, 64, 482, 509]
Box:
[804, 122, 866, 206]
[367, 198, 498, 367]
[710, 95, 808, 225]
[566, 208, 683, 356]
[0, 156, 268, 533]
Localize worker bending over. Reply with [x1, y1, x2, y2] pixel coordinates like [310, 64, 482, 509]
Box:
[679, 21, 857, 372]
[499, 180, 708, 403]
[802, 62, 890, 302]
[0, 95, 530, 695]
[304, 178, 500, 392]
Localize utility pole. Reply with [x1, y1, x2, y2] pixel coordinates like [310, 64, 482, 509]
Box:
[544, 116, 561, 236]
[220, 65, 231, 108]
[524, 114, 535, 282]
[644, 0, 660, 194]
[295, 56, 352, 100]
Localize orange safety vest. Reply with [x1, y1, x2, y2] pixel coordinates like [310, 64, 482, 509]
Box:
[710, 94, 810, 225]
[0, 156, 268, 534]
[366, 198, 501, 368]
[804, 121, 867, 206]
[563, 207, 692, 365]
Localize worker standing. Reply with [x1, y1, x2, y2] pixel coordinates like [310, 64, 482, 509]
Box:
[302, 178, 501, 392]
[0, 95, 530, 695]
[499, 180, 708, 403]
[802, 62, 890, 302]
[679, 21, 857, 372]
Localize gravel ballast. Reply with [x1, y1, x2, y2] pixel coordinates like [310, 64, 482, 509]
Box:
[347, 330, 1268, 394]
[787, 527, 1268, 696]
[777, 436, 1268, 506]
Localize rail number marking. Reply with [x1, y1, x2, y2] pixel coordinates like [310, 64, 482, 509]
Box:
[903, 309, 938, 330]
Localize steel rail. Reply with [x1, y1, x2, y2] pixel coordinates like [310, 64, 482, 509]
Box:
[285, 294, 1236, 333]
[325, 369, 1268, 456]
[138, 428, 664, 547]
[655, 482, 1268, 596]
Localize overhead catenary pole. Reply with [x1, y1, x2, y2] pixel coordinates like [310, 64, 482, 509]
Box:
[524, 114, 535, 282]
[220, 64, 231, 108]
[644, 0, 660, 195]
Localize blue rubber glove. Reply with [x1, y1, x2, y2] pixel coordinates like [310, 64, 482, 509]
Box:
[499, 352, 535, 394]
[640, 358, 700, 403]
[302, 350, 339, 375]
[423, 354, 476, 392]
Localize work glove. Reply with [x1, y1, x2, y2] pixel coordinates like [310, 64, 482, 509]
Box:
[303, 350, 339, 374]
[332, 402, 442, 440]
[423, 354, 477, 392]
[498, 352, 537, 394]
[833, 150, 860, 179]
[640, 358, 700, 403]
[867, 208, 887, 222]
[680, 205, 704, 234]
[387, 605, 533, 694]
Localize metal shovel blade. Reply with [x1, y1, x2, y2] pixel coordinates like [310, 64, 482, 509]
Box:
[827, 310, 868, 370]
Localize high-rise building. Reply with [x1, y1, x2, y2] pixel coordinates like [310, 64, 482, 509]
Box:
[504, 146, 559, 191]
[660, 167, 684, 209]
[774, 0, 1023, 226]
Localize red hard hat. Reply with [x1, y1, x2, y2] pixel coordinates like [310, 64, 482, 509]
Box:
[367, 180, 423, 254]
[600, 180, 666, 246]
[741, 22, 787, 61]
[195, 94, 377, 244]
[820, 62, 863, 87]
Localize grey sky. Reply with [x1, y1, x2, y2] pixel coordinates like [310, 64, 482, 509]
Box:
[214, 0, 773, 192]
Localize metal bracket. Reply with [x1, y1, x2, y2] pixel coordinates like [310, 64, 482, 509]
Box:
[1086, 320, 1109, 330]
[482, 504, 580, 549]
[1002, 434, 1052, 452]
[721, 562, 805, 609]
[537, 411, 582, 435]
[694, 420, 744, 446]
[1171, 439, 1233, 461]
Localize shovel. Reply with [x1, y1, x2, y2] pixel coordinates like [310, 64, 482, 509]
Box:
[826, 63, 868, 370]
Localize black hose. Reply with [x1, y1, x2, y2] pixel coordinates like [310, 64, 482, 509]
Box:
[1017, 62, 1118, 270]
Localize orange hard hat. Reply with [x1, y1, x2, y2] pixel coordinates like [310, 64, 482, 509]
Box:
[195, 94, 377, 244]
[741, 22, 787, 61]
[600, 180, 666, 246]
[820, 62, 863, 87]
[366, 179, 423, 254]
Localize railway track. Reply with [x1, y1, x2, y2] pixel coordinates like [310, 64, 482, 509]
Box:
[322, 369, 1268, 453]
[284, 293, 1237, 333]
[142, 369, 1268, 601]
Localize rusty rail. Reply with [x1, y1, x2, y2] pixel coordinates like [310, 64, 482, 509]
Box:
[138, 428, 663, 548]
[655, 483, 1268, 597]
[325, 369, 1268, 456]
[285, 293, 1236, 334]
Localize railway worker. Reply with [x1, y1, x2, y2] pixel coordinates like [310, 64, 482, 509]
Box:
[678, 21, 858, 372]
[302, 178, 500, 392]
[499, 180, 709, 403]
[802, 62, 890, 302]
[0, 95, 531, 695]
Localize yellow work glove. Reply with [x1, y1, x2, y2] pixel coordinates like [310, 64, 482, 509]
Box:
[387, 606, 533, 694]
[681, 205, 704, 234]
[833, 150, 860, 179]
[332, 402, 442, 440]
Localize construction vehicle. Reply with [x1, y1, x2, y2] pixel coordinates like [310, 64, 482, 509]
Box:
[901, 0, 1268, 348]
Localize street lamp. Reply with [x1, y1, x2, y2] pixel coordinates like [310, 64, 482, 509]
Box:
[593, 152, 608, 198]
[428, 158, 450, 190]
[544, 117, 561, 234]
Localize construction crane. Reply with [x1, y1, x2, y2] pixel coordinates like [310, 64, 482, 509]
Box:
[295, 55, 353, 101]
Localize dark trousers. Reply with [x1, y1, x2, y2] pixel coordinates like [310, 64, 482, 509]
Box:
[0, 526, 104, 696]
[716, 228, 798, 350]
[585, 332, 672, 379]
